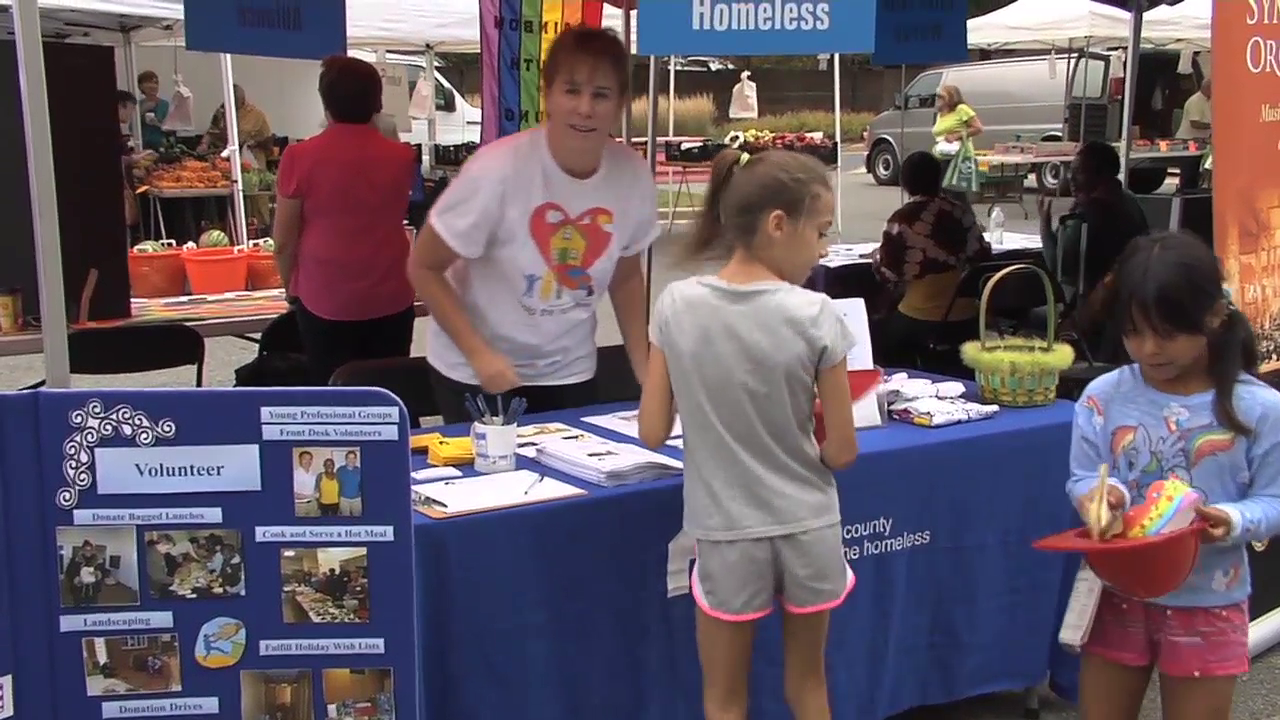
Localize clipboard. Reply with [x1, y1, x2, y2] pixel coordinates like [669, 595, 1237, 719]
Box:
[412, 471, 587, 519]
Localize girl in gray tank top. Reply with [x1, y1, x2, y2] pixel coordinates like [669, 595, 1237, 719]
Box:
[637, 148, 860, 720]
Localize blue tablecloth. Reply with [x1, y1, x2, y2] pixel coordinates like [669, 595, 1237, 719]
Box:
[412, 399, 1079, 720]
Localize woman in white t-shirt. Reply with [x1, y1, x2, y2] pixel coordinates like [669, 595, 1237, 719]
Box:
[408, 26, 659, 423]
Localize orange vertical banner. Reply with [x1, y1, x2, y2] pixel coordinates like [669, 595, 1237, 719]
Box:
[562, 0, 583, 28]
[1212, 1, 1280, 369]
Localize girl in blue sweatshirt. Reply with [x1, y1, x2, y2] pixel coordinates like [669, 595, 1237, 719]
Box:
[1068, 232, 1280, 719]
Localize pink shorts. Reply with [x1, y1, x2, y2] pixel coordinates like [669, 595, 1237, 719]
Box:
[1082, 587, 1250, 678]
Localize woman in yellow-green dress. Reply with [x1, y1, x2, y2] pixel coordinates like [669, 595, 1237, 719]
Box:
[931, 84, 984, 204]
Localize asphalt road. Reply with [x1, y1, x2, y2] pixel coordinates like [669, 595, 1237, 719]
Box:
[4, 157, 1278, 720]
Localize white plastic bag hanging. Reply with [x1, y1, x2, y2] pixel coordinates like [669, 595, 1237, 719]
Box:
[728, 71, 758, 120]
[408, 69, 435, 120]
[163, 74, 195, 132]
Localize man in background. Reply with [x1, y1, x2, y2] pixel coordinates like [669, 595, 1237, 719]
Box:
[1176, 77, 1211, 191]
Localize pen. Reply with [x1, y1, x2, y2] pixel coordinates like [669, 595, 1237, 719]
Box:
[463, 395, 483, 422]
[497, 395, 505, 425]
[417, 494, 449, 510]
[523, 473, 544, 495]
[477, 396, 493, 424]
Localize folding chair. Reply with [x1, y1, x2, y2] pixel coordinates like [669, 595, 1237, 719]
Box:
[23, 323, 206, 389]
[329, 357, 438, 429]
[595, 344, 641, 404]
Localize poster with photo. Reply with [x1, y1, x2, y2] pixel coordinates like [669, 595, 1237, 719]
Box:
[0, 388, 420, 720]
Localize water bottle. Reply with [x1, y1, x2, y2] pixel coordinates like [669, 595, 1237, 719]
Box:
[989, 205, 1005, 246]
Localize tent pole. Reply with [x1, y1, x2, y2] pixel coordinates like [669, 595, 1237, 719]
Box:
[621, 1, 632, 143]
[644, 57, 658, 318]
[14, 0, 71, 387]
[1117, 3, 1143, 187]
[219, 54, 251, 246]
[125, 31, 143, 148]
[833, 53, 842, 235]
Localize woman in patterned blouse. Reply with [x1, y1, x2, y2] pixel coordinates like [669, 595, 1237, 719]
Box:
[871, 151, 991, 367]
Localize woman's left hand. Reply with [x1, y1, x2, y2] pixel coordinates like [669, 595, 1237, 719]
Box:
[944, 132, 961, 142]
[1195, 504, 1234, 543]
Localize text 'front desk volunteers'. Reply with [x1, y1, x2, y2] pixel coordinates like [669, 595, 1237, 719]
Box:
[0, 387, 419, 720]
[412, 399, 1079, 720]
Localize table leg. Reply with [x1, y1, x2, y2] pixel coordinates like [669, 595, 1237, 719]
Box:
[1022, 682, 1042, 719]
[153, 196, 168, 241]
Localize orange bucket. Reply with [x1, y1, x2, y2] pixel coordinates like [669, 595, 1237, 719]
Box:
[182, 247, 248, 294]
[128, 249, 187, 298]
[246, 248, 282, 290]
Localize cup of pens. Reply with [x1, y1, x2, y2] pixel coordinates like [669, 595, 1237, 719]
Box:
[465, 394, 527, 474]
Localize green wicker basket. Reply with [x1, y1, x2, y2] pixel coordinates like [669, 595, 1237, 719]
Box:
[960, 264, 1076, 407]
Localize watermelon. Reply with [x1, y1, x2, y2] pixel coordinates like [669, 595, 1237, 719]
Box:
[258, 237, 275, 252]
[198, 229, 231, 248]
[133, 240, 165, 253]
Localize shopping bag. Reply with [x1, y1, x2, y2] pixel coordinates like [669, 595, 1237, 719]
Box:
[408, 71, 435, 120]
[943, 137, 979, 194]
[162, 75, 195, 132]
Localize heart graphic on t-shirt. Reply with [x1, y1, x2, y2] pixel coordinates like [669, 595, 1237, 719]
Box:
[528, 202, 614, 291]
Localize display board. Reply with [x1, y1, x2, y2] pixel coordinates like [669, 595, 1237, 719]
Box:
[0, 388, 418, 720]
[0, 427, 15, 720]
[1211, 1, 1280, 372]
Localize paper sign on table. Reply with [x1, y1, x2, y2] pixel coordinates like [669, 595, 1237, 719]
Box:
[514, 423, 605, 458]
[830, 297, 883, 429]
[582, 410, 683, 439]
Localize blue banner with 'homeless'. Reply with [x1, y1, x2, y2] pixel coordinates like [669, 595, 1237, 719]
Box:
[637, 0, 876, 56]
[636, 0, 968, 66]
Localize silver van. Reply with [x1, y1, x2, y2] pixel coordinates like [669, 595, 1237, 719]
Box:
[865, 53, 1112, 193]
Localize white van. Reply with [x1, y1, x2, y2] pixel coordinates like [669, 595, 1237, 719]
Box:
[349, 51, 481, 147]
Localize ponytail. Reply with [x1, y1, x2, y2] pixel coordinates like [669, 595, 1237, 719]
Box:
[1210, 307, 1259, 436]
[687, 148, 746, 260]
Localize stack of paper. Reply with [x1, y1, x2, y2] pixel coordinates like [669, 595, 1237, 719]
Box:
[581, 410, 683, 438]
[536, 437, 683, 487]
[410, 433, 474, 466]
[411, 469, 586, 516]
[512, 422, 605, 458]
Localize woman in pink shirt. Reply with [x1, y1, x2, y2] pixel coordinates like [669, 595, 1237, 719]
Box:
[273, 56, 417, 383]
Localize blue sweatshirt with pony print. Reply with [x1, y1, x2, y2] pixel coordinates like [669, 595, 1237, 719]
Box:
[1068, 365, 1280, 607]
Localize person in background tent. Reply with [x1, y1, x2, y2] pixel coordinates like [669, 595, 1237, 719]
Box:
[1068, 231, 1280, 720]
[136, 70, 170, 151]
[198, 83, 273, 227]
[638, 148, 857, 720]
[1176, 77, 1211, 191]
[1040, 141, 1149, 363]
[117, 90, 138, 155]
[408, 26, 659, 423]
[273, 56, 417, 384]
[871, 151, 990, 369]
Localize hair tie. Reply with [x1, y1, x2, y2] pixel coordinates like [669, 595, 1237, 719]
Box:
[738, 152, 751, 167]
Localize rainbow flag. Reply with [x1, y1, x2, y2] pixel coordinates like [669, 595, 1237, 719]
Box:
[480, 0, 606, 143]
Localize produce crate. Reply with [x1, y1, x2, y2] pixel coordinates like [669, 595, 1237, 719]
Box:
[433, 142, 478, 167]
[662, 139, 725, 164]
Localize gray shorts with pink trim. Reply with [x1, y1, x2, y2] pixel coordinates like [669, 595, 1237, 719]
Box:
[691, 523, 855, 622]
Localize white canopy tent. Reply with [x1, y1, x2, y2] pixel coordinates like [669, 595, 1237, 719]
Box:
[1141, 0, 1210, 51]
[966, 0, 1132, 49]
